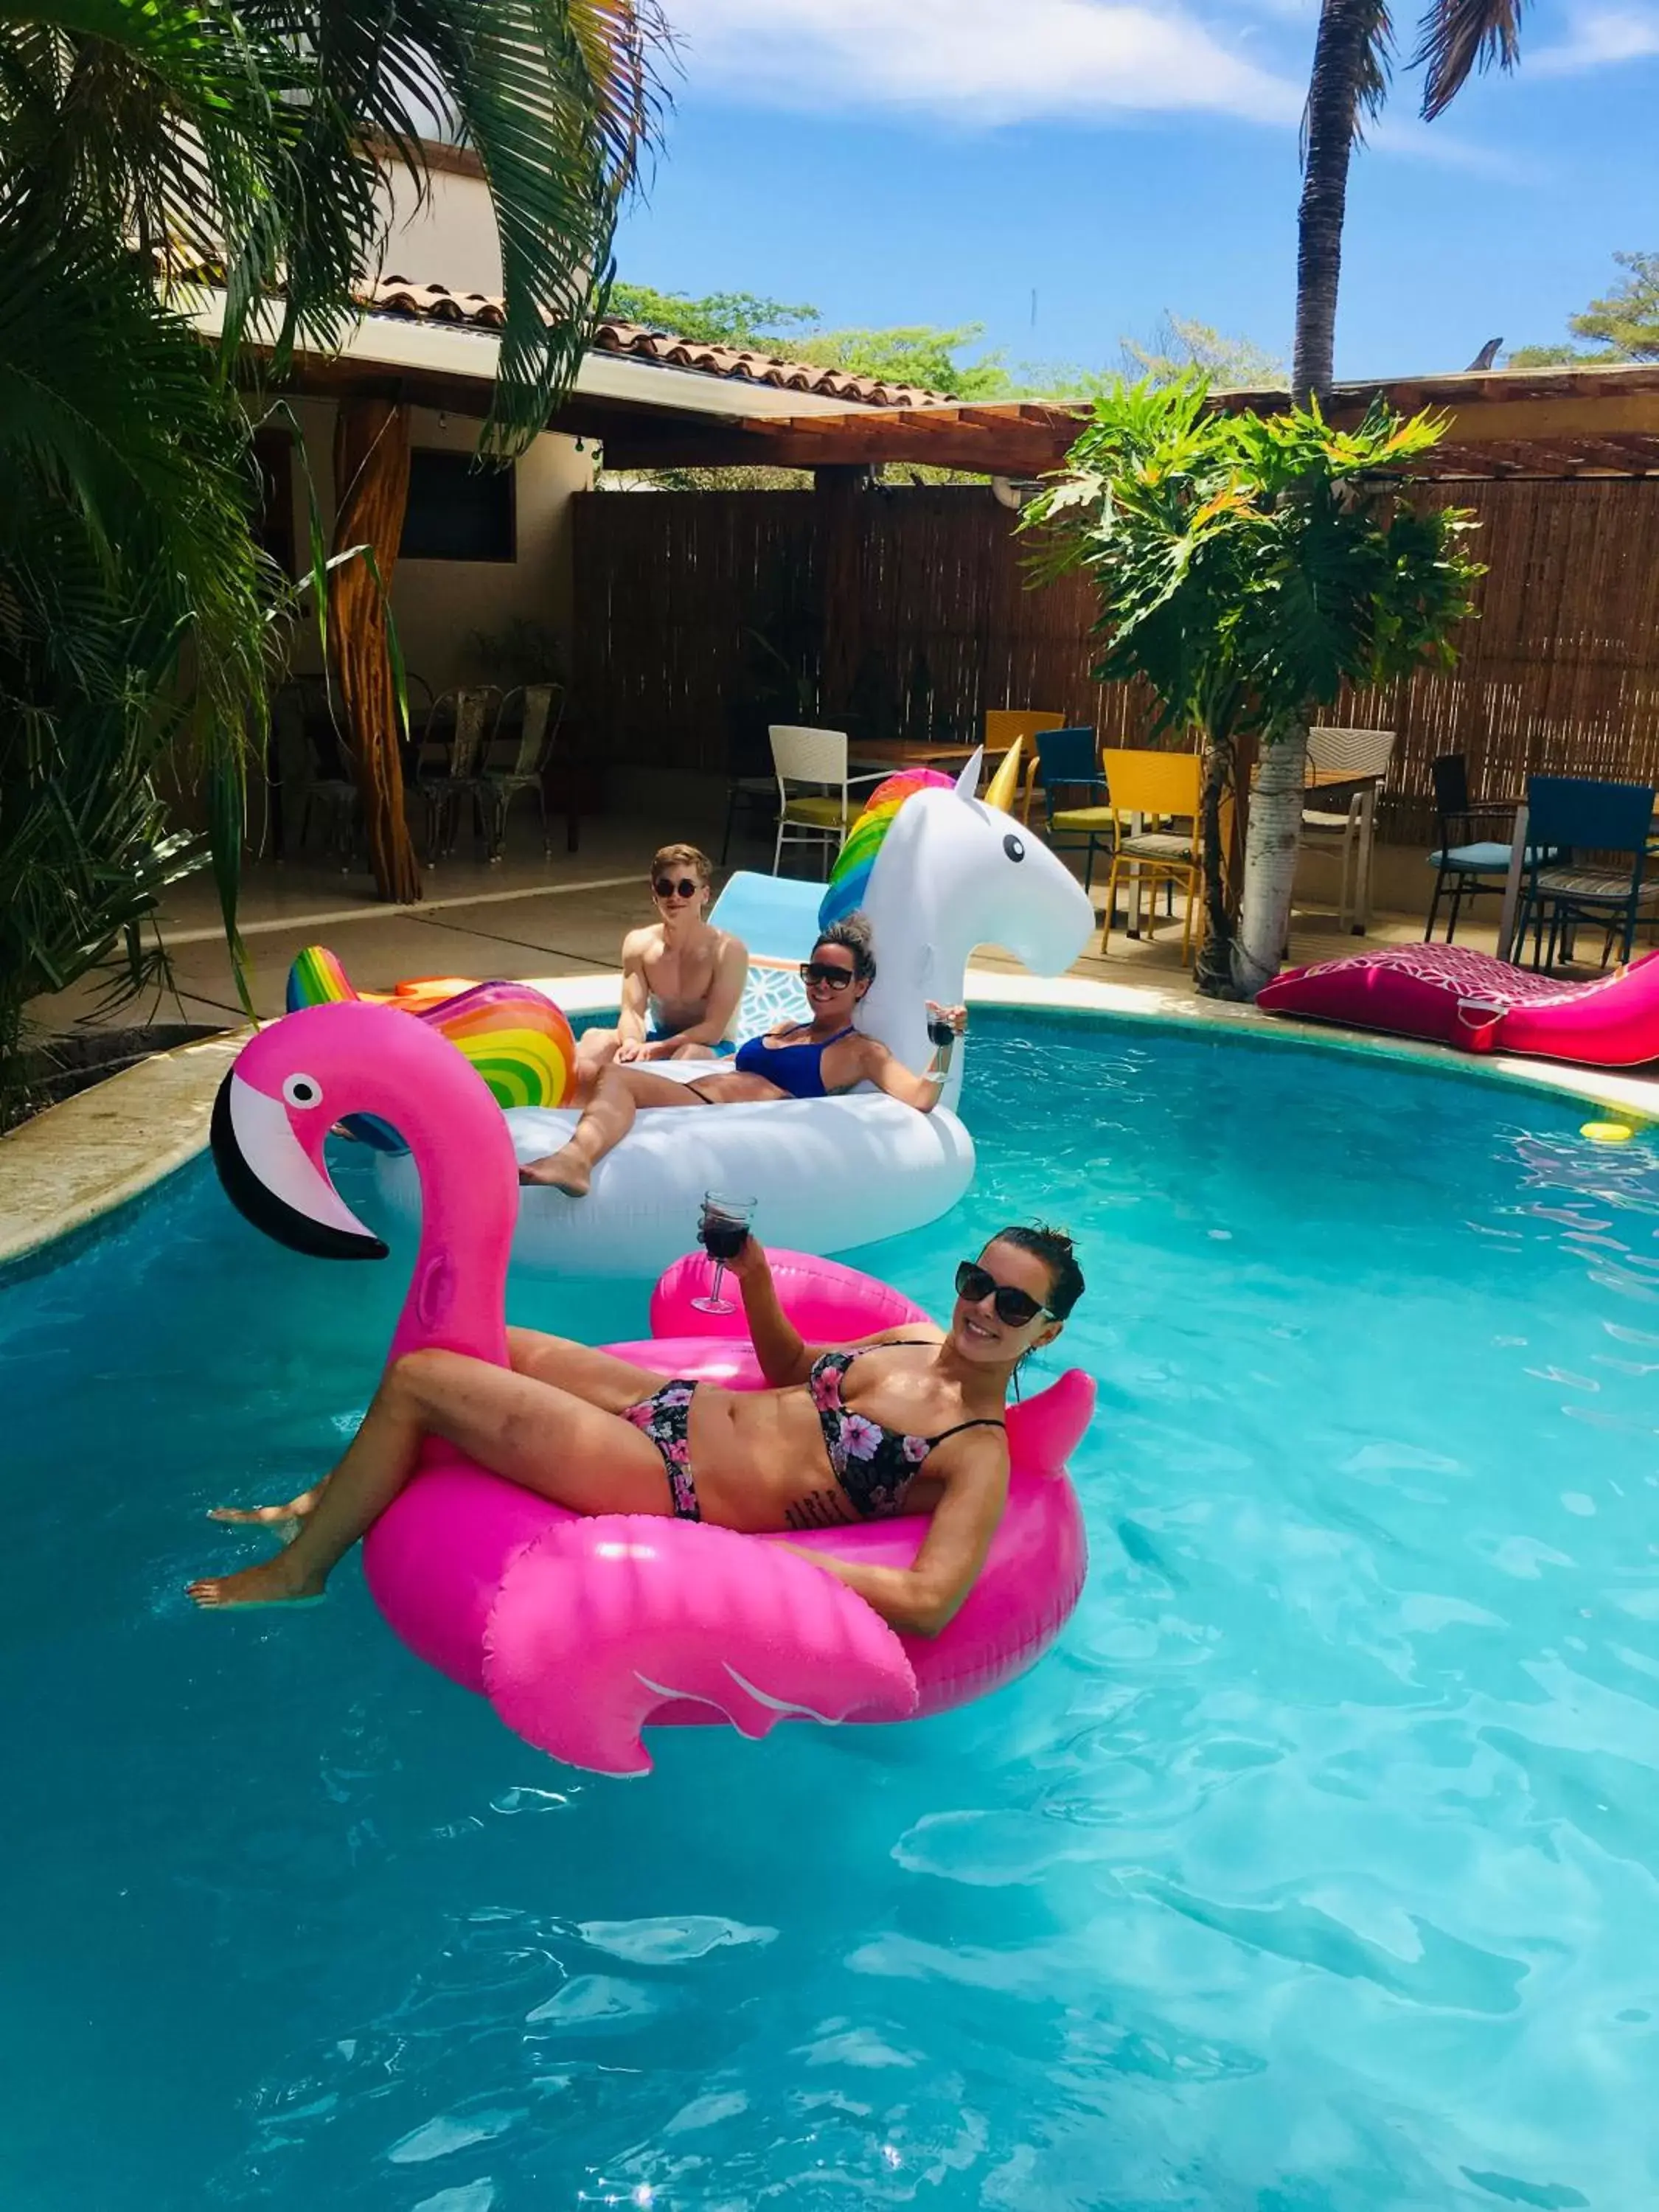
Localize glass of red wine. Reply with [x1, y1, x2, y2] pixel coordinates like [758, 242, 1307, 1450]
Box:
[692, 1191, 756, 1315]
[928, 1012, 956, 1049]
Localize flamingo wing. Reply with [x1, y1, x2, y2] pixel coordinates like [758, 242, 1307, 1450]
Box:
[481, 1516, 919, 1775]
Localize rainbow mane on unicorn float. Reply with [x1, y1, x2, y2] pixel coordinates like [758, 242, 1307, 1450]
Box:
[819, 768, 956, 928]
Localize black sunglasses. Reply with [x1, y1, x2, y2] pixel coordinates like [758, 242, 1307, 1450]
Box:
[800, 961, 856, 990]
[956, 1259, 1052, 1327]
[653, 876, 702, 900]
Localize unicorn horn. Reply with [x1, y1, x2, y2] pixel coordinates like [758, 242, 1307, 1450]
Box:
[984, 738, 1023, 814]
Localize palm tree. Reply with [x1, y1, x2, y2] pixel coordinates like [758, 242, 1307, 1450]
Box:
[0, 1, 665, 1108]
[1220, 0, 1523, 1004]
[1294, 0, 1526, 403]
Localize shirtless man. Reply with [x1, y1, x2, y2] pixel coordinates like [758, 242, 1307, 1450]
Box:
[577, 844, 748, 1074]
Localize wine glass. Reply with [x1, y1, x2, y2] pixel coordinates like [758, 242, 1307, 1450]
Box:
[692, 1191, 756, 1315]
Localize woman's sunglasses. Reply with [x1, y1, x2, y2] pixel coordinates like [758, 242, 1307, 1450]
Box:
[955, 1260, 1051, 1327]
[653, 876, 702, 900]
[800, 961, 856, 990]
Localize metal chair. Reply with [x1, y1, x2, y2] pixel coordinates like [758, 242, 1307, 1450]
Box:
[1034, 727, 1113, 892]
[473, 683, 563, 860]
[1425, 752, 1540, 942]
[1301, 725, 1397, 933]
[271, 678, 359, 869]
[768, 726, 884, 877]
[1514, 775, 1659, 969]
[1099, 749, 1204, 961]
[414, 686, 498, 864]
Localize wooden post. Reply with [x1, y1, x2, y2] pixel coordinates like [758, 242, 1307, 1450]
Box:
[329, 397, 422, 903]
[815, 465, 872, 728]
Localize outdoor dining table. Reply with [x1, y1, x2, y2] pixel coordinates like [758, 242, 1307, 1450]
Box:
[846, 736, 1018, 775]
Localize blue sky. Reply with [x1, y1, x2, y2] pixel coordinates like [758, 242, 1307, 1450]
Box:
[612, 0, 1659, 382]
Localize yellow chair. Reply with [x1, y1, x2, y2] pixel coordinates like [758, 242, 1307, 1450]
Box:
[1100, 749, 1205, 963]
[983, 709, 1065, 819]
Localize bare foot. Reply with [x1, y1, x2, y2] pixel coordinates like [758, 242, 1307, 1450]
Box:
[188, 1554, 328, 1609]
[208, 1488, 321, 1528]
[518, 1149, 591, 1195]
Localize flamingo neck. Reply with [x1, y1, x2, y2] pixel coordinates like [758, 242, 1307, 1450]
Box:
[384, 1116, 516, 1372]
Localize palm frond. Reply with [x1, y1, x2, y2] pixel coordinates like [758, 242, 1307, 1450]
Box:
[1300, 0, 1393, 166]
[1413, 0, 1524, 119]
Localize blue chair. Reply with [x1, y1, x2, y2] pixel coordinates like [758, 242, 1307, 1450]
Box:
[1035, 727, 1113, 892]
[1515, 775, 1658, 969]
[1425, 752, 1545, 943]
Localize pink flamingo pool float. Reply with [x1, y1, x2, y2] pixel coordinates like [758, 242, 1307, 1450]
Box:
[210, 1000, 1093, 1775]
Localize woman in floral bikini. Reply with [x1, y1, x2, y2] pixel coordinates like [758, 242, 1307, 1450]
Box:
[190, 1228, 1085, 1640]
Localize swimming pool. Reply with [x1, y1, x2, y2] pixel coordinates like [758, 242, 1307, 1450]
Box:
[3, 1014, 1657, 2211]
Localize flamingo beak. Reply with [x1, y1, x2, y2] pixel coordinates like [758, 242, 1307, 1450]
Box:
[210, 1070, 387, 1261]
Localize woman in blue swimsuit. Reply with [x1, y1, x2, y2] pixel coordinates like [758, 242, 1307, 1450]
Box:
[521, 915, 966, 1195]
[192, 1227, 1086, 1636]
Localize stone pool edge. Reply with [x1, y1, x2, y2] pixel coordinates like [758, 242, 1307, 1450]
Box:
[7, 967, 1659, 1277]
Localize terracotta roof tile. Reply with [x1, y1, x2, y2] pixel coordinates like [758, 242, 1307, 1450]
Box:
[366, 276, 946, 407]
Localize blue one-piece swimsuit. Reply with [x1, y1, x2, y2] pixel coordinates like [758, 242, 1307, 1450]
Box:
[729, 1023, 855, 1099]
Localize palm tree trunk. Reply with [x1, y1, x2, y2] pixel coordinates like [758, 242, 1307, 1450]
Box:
[329, 398, 422, 903]
[1234, 720, 1307, 996]
[1194, 720, 1241, 1000]
[1292, 0, 1371, 404]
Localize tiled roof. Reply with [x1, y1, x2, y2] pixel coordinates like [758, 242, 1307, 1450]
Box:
[366, 276, 947, 408]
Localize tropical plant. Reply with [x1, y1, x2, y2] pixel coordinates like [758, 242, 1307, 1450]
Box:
[1295, 0, 1526, 401]
[0, 189, 272, 1123]
[1023, 379, 1484, 1000]
[0, 0, 665, 1108]
[4, 0, 666, 455]
[465, 616, 567, 688]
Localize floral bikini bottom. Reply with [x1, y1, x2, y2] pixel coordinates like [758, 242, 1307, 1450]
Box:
[621, 1379, 703, 1521]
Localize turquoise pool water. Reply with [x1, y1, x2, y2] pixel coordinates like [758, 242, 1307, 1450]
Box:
[4, 1017, 1658, 2211]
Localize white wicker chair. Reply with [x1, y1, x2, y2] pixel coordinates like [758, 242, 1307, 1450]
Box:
[1301, 725, 1398, 933]
[768, 726, 885, 877]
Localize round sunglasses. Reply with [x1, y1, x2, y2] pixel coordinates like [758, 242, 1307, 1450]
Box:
[800, 961, 857, 990]
[652, 876, 703, 900]
[955, 1259, 1052, 1327]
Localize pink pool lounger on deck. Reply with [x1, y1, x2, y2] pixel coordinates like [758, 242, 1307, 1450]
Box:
[1257, 942, 1659, 1069]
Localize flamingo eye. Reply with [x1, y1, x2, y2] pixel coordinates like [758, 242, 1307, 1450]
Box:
[282, 1073, 323, 1110]
[1003, 832, 1025, 862]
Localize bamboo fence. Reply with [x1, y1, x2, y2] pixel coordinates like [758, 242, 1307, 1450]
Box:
[573, 479, 1659, 838]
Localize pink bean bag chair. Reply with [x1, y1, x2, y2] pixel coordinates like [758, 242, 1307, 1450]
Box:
[1257, 943, 1659, 1068]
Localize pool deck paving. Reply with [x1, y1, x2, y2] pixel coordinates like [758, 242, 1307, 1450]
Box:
[8, 810, 1659, 1273]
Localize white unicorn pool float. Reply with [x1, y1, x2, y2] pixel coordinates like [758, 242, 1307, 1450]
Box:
[373, 745, 1095, 1276]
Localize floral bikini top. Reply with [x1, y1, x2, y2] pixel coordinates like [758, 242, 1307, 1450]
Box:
[806, 1341, 1004, 1519]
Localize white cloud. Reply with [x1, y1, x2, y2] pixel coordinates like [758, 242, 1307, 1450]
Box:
[1530, 4, 1659, 72]
[667, 0, 1304, 128]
